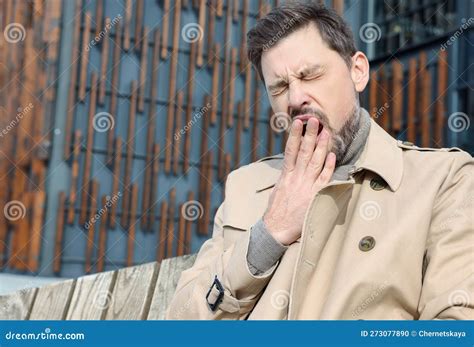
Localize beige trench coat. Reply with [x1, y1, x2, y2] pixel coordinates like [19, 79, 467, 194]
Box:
[166, 119, 474, 320]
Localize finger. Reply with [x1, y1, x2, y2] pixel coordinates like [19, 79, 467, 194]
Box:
[315, 152, 336, 185]
[283, 119, 303, 172]
[295, 118, 319, 172]
[307, 128, 330, 177]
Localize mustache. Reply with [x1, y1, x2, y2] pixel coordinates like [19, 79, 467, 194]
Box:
[290, 107, 332, 131]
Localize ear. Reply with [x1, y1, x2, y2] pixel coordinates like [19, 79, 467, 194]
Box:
[350, 51, 370, 93]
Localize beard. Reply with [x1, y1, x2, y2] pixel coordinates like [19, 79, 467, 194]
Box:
[290, 102, 361, 166]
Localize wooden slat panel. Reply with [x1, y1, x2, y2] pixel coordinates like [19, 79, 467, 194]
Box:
[210, 43, 220, 125]
[244, 62, 252, 129]
[164, 0, 182, 173]
[172, 91, 184, 175]
[126, 184, 138, 267]
[66, 271, 116, 320]
[435, 50, 448, 146]
[78, 12, 91, 101]
[85, 180, 98, 274]
[196, 0, 206, 67]
[123, 0, 132, 51]
[148, 143, 160, 229]
[141, 28, 160, 229]
[0, 287, 37, 320]
[421, 69, 432, 148]
[98, 17, 110, 105]
[419, 52, 430, 147]
[206, 1, 216, 67]
[104, 262, 159, 320]
[391, 60, 403, 133]
[161, 0, 170, 59]
[407, 58, 417, 143]
[63, 0, 82, 159]
[332, 0, 344, 15]
[109, 137, 122, 229]
[369, 70, 378, 120]
[147, 254, 197, 319]
[29, 279, 75, 320]
[54, 191, 66, 274]
[166, 188, 176, 258]
[79, 73, 98, 226]
[157, 201, 168, 262]
[28, 190, 46, 272]
[183, 39, 196, 173]
[121, 82, 138, 228]
[134, 0, 144, 50]
[252, 74, 261, 162]
[106, 20, 122, 165]
[138, 26, 149, 112]
[67, 130, 82, 224]
[96, 195, 109, 273]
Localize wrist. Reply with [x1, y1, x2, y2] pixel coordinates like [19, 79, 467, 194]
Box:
[262, 214, 291, 246]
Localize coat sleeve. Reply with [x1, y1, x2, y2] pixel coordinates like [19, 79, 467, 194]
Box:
[165, 177, 278, 320]
[418, 152, 474, 320]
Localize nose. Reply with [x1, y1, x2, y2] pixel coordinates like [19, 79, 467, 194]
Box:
[287, 80, 311, 115]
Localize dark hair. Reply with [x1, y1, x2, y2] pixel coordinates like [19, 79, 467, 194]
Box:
[246, 1, 357, 83]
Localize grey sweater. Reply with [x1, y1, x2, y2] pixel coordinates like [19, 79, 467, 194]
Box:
[247, 108, 371, 275]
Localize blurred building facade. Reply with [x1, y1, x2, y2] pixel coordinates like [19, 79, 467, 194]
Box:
[0, 0, 472, 283]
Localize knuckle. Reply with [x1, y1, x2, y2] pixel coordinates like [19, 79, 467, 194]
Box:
[284, 146, 294, 157]
[299, 146, 310, 157]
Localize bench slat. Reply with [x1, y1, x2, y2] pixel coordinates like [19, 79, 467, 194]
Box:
[0, 287, 37, 320]
[66, 271, 115, 320]
[29, 279, 75, 320]
[105, 262, 159, 320]
[147, 254, 197, 320]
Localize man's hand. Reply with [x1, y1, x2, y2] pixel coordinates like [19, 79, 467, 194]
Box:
[263, 117, 336, 245]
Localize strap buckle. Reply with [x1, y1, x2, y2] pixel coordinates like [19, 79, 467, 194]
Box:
[206, 275, 224, 311]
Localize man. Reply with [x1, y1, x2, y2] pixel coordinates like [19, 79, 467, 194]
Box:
[167, 2, 473, 319]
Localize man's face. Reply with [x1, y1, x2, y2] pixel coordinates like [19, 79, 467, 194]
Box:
[261, 22, 369, 164]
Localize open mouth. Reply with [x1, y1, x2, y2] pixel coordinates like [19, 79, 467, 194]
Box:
[301, 119, 324, 137]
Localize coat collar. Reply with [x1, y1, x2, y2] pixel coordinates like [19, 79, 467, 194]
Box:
[254, 117, 403, 192]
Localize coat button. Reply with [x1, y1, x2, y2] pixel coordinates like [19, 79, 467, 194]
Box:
[370, 177, 387, 190]
[359, 236, 376, 251]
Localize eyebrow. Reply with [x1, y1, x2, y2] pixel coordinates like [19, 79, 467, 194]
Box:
[268, 79, 288, 93]
[298, 63, 324, 77]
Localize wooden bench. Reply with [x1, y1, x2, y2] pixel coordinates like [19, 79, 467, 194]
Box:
[0, 254, 196, 320]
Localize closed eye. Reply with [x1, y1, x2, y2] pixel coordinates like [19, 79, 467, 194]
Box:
[302, 73, 322, 81]
[271, 87, 287, 96]
[269, 83, 288, 96]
